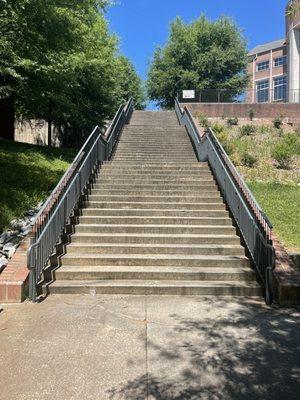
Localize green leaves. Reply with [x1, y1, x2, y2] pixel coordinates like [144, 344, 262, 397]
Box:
[0, 0, 144, 145]
[147, 15, 249, 108]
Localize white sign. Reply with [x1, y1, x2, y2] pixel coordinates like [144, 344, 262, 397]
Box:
[182, 90, 195, 99]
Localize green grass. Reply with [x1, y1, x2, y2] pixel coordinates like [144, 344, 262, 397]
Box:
[248, 182, 300, 252]
[0, 139, 76, 231]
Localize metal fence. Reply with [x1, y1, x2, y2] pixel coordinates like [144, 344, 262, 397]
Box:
[27, 98, 134, 301]
[175, 98, 276, 304]
[178, 89, 300, 104]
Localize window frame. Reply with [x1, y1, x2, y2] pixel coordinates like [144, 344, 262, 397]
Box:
[256, 79, 270, 103]
[256, 60, 270, 72]
[273, 56, 287, 68]
[273, 75, 287, 102]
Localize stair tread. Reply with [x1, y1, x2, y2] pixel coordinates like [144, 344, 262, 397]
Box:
[57, 266, 253, 274]
[62, 253, 248, 260]
[50, 280, 261, 288]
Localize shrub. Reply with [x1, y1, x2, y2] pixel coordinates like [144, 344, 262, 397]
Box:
[284, 132, 300, 155]
[211, 123, 227, 135]
[273, 117, 283, 129]
[227, 117, 238, 126]
[241, 152, 258, 168]
[211, 123, 233, 155]
[198, 113, 209, 128]
[259, 125, 270, 134]
[248, 109, 255, 121]
[271, 142, 292, 169]
[239, 124, 256, 136]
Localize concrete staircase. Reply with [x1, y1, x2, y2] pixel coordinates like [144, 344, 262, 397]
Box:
[49, 111, 262, 296]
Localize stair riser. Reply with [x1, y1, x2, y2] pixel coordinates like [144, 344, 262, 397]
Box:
[79, 217, 232, 226]
[99, 173, 213, 179]
[47, 285, 262, 296]
[88, 196, 222, 203]
[90, 189, 218, 195]
[62, 258, 248, 268]
[71, 235, 240, 245]
[67, 246, 244, 256]
[75, 226, 236, 235]
[81, 210, 228, 217]
[95, 179, 215, 185]
[86, 202, 225, 210]
[93, 183, 216, 189]
[55, 270, 254, 282]
[102, 162, 207, 167]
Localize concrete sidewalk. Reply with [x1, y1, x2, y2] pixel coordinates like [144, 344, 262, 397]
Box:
[0, 295, 299, 400]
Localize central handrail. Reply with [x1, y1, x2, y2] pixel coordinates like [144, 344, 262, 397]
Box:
[27, 98, 134, 301]
[175, 98, 276, 304]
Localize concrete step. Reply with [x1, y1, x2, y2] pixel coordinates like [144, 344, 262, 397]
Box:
[75, 224, 236, 235]
[55, 266, 254, 281]
[61, 254, 250, 268]
[78, 216, 232, 226]
[92, 183, 216, 190]
[81, 208, 228, 217]
[102, 161, 207, 167]
[90, 189, 218, 196]
[70, 233, 241, 245]
[47, 280, 262, 296]
[96, 176, 215, 183]
[99, 172, 213, 179]
[85, 201, 225, 210]
[67, 243, 244, 256]
[88, 195, 222, 203]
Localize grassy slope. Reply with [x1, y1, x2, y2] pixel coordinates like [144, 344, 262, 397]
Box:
[209, 120, 300, 252]
[248, 182, 300, 252]
[0, 139, 76, 231]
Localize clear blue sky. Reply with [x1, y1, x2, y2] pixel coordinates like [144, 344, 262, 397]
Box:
[107, 0, 288, 81]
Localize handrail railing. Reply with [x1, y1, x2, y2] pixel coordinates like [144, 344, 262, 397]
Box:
[27, 98, 134, 301]
[175, 98, 276, 304]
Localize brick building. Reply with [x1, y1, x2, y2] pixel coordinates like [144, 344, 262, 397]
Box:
[248, 0, 300, 103]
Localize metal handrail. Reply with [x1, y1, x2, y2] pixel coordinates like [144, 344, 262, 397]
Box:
[175, 98, 276, 304]
[27, 98, 134, 301]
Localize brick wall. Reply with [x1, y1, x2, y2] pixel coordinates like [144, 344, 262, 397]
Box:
[183, 102, 300, 120]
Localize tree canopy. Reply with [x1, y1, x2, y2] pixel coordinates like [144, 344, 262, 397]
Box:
[0, 0, 144, 144]
[147, 15, 249, 108]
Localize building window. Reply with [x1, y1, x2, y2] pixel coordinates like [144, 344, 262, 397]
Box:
[273, 76, 287, 101]
[256, 80, 269, 103]
[274, 56, 287, 67]
[256, 60, 270, 71]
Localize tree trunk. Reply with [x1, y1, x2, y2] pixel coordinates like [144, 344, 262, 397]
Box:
[47, 102, 52, 146]
[0, 99, 15, 140]
[48, 118, 52, 147]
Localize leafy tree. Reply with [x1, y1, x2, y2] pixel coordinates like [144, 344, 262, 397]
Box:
[0, 0, 144, 146]
[115, 56, 146, 110]
[147, 15, 249, 108]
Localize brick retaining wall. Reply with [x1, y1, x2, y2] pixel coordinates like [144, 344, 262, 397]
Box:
[183, 103, 300, 121]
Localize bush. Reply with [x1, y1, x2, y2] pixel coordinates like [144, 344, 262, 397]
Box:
[241, 152, 258, 168]
[212, 127, 233, 156]
[198, 113, 209, 128]
[227, 117, 238, 126]
[284, 132, 300, 155]
[273, 117, 283, 129]
[248, 109, 255, 121]
[239, 124, 256, 136]
[271, 142, 293, 169]
[259, 125, 270, 134]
